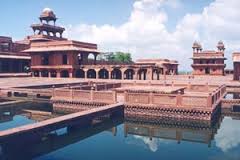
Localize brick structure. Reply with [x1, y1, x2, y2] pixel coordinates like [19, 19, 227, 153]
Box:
[232, 52, 240, 80]
[191, 41, 226, 75]
[23, 8, 178, 80]
[0, 36, 30, 73]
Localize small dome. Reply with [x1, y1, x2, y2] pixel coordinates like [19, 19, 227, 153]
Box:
[217, 40, 224, 46]
[192, 41, 201, 49]
[40, 7, 56, 21]
[217, 40, 225, 50]
[43, 8, 53, 13]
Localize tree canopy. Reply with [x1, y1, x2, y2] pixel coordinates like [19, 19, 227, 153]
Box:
[103, 52, 132, 63]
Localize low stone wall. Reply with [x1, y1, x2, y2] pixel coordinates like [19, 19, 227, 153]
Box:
[52, 88, 117, 104]
[123, 84, 226, 121]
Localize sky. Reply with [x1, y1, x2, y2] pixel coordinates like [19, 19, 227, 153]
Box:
[1, 0, 240, 71]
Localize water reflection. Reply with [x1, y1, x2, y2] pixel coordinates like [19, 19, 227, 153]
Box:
[0, 103, 239, 160]
[0, 118, 123, 160]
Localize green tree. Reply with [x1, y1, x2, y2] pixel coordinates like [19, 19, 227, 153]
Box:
[113, 52, 132, 63]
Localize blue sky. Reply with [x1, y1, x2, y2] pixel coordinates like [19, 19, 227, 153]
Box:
[1, 0, 212, 39]
[1, 0, 238, 70]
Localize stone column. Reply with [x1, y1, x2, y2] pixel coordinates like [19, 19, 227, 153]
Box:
[95, 69, 99, 79]
[39, 70, 42, 77]
[56, 70, 61, 78]
[147, 68, 153, 80]
[207, 93, 212, 108]
[84, 69, 88, 79]
[176, 91, 182, 107]
[48, 71, 51, 78]
[133, 69, 138, 80]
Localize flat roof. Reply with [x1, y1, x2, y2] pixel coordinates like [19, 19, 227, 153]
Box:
[115, 86, 185, 94]
[23, 40, 99, 53]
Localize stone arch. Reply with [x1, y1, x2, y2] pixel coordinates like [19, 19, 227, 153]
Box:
[124, 69, 134, 80]
[99, 68, 109, 79]
[33, 70, 39, 77]
[60, 70, 69, 78]
[75, 69, 85, 78]
[87, 69, 96, 78]
[50, 70, 57, 78]
[111, 68, 122, 79]
[41, 70, 49, 77]
[88, 53, 95, 60]
[138, 69, 147, 80]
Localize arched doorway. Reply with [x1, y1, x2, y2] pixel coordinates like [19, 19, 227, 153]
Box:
[87, 69, 96, 78]
[99, 68, 109, 79]
[33, 70, 39, 77]
[111, 68, 122, 79]
[41, 70, 49, 77]
[50, 70, 57, 78]
[205, 68, 210, 74]
[88, 53, 97, 64]
[124, 69, 134, 80]
[60, 70, 69, 78]
[138, 69, 147, 80]
[75, 69, 85, 78]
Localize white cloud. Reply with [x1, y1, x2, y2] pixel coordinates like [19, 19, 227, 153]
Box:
[215, 117, 240, 152]
[66, 0, 240, 71]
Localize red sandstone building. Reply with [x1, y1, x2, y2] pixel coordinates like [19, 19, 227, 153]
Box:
[233, 52, 240, 80]
[0, 36, 30, 73]
[191, 41, 226, 75]
[23, 8, 178, 80]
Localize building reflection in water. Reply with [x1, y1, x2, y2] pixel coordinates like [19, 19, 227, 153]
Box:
[0, 102, 240, 159]
[124, 116, 220, 148]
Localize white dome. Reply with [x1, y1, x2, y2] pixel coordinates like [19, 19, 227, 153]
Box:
[43, 8, 53, 13]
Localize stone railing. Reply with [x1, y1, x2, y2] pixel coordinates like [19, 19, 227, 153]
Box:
[124, 84, 226, 108]
[52, 88, 117, 104]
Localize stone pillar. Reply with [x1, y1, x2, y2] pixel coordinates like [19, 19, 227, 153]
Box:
[112, 90, 117, 103]
[90, 87, 94, 101]
[94, 54, 97, 65]
[95, 69, 99, 79]
[108, 71, 111, 79]
[84, 69, 88, 79]
[39, 71, 42, 77]
[176, 91, 182, 106]
[133, 69, 138, 80]
[207, 93, 212, 108]
[48, 71, 51, 78]
[147, 68, 153, 80]
[56, 70, 61, 78]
